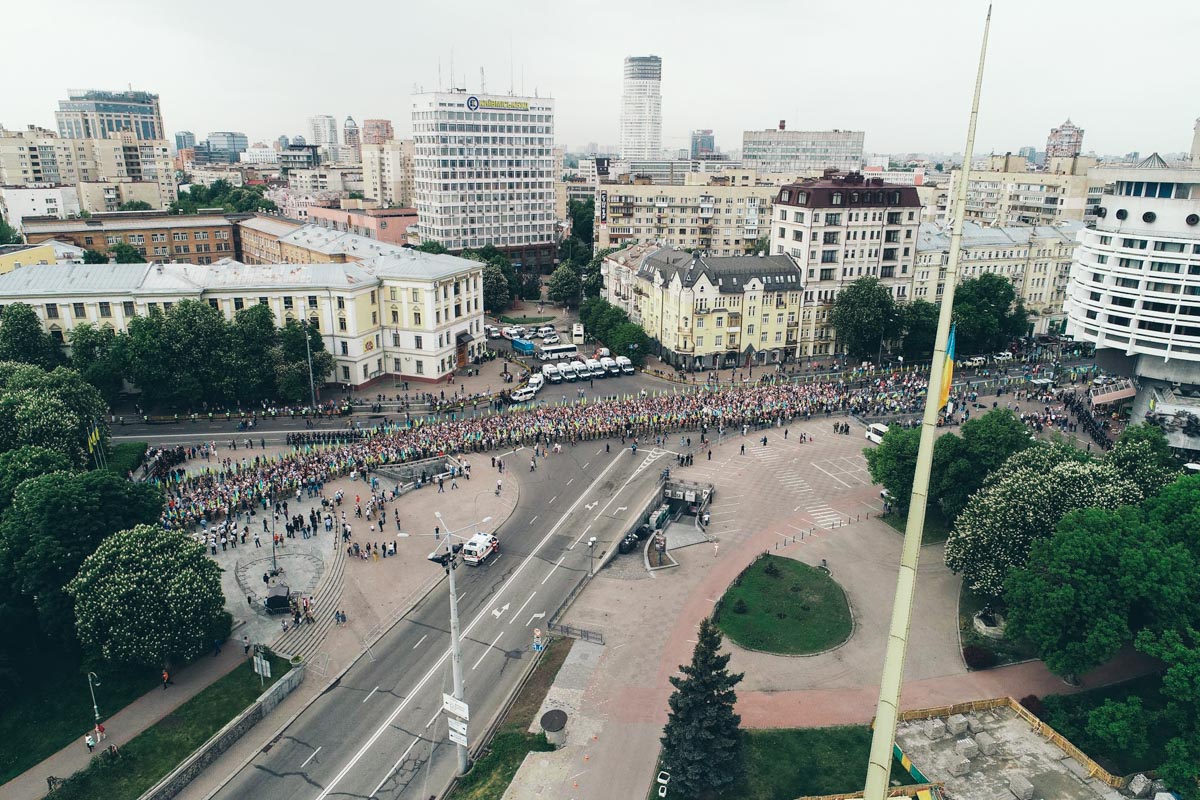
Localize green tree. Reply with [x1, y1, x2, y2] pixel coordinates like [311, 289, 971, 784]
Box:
[0, 217, 22, 245]
[660, 618, 743, 798]
[1134, 627, 1200, 796]
[606, 322, 650, 367]
[117, 200, 152, 211]
[931, 409, 1033, 521]
[230, 303, 278, 404]
[953, 272, 1029, 355]
[0, 471, 163, 643]
[0, 445, 71, 508]
[415, 240, 449, 255]
[126, 300, 232, 409]
[558, 236, 591, 268]
[567, 198, 595, 247]
[0, 365, 109, 466]
[547, 264, 582, 308]
[1086, 697, 1152, 763]
[863, 426, 920, 511]
[829, 277, 896, 361]
[171, 181, 276, 214]
[1108, 423, 1180, 497]
[581, 247, 615, 299]
[68, 524, 227, 666]
[81, 249, 107, 264]
[520, 272, 542, 301]
[899, 299, 939, 361]
[67, 323, 127, 404]
[0, 303, 63, 369]
[482, 263, 511, 314]
[277, 319, 333, 403]
[108, 241, 143, 263]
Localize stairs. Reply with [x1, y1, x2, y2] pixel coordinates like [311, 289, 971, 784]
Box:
[271, 537, 347, 663]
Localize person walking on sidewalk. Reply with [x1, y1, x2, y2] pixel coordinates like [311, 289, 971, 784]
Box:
[84, 733, 95, 753]
[496, 479, 502, 496]
[162, 668, 174, 689]
[242, 635, 251, 656]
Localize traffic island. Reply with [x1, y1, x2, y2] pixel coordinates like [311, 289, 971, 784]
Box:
[715, 554, 853, 655]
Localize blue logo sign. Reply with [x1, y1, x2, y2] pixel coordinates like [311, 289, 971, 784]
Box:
[466, 96, 479, 111]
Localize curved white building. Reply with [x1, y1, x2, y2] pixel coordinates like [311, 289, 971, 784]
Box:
[619, 56, 662, 160]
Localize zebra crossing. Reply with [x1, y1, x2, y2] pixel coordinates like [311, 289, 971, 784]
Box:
[753, 444, 847, 530]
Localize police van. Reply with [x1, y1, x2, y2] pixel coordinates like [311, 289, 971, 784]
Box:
[461, 532, 500, 566]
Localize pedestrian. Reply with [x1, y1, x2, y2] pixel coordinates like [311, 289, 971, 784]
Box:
[162, 668, 173, 689]
[212, 638, 222, 656]
[242, 635, 250, 656]
[496, 479, 502, 496]
[740, 443, 745, 455]
[85, 733, 95, 753]
[438, 477, 445, 493]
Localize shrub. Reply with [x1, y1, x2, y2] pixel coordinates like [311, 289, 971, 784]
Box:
[962, 645, 998, 670]
[1019, 694, 1045, 717]
[733, 598, 748, 615]
[763, 559, 781, 578]
[107, 441, 149, 477]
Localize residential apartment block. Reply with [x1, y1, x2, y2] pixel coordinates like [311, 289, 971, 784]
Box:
[0, 184, 81, 227]
[288, 166, 363, 195]
[55, 89, 163, 141]
[361, 119, 395, 145]
[0, 250, 486, 386]
[593, 178, 778, 255]
[947, 153, 1104, 227]
[236, 214, 305, 265]
[602, 243, 805, 369]
[913, 221, 1082, 335]
[619, 56, 663, 160]
[23, 212, 236, 265]
[361, 140, 415, 207]
[1046, 119, 1084, 159]
[743, 127, 864, 175]
[770, 172, 922, 356]
[307, 206, 418, 246]
[412, 92, 557, 270]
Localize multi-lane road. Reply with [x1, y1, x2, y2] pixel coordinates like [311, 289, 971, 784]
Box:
[212, 438, 672, 800]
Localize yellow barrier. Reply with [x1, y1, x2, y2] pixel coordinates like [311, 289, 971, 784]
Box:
[795, 784, 944, 800]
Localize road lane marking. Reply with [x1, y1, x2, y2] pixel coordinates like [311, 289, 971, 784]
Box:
[549, 496, 558, 504]
[542, 556, 565, 584]
[569, 523, 594, 549]
[530, 515, 538, 523]
[583, 462, 589, 468]
[472, 633, 504, 670]
[425, 708, 441, 729]
[511, 592, 536, 624]
[300, 746, 322, 768]
[566, 478, 574, 486]
[811, 461, 853, 488]
[315, 451, 627, 800]
[363, 686, 379, 704]
[527, 611, 546, 625]
[412, 634, 428, 650]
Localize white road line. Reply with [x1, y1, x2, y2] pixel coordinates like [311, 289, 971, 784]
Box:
[811, 461, 853, 488]
[412, 634, 428, 650]
[570, 523, 594, 548]
[530, 515, 538, 523]
[362, 686, 379, 704]
[596, 449, 603, 455]
[472, 633, 504, 670]
[549, 495, 558, 504]
[315, 452, 627, 800]
[425, 708, 441, 729]
[583, 462, 589, 468]
[300, 746, 322, 769]
[370, 738, 420, 797]
[542, 555, 565, 584]
[457, 592, 469, 605]
[510, 591, 537, 624]
[566, 478, 574, 486]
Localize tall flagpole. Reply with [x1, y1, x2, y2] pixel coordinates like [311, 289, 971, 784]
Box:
[862, 7, 992, 797]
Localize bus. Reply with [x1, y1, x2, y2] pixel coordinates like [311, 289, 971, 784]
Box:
[538, 343, 579, 362]
[572, 323, 585, 345]
[865, 423, 889, 445]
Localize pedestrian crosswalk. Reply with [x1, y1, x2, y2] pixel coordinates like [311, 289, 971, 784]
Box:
[753, 442, 846, 530]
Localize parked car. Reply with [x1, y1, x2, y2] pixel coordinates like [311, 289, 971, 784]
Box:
[485, 324, 501, 339]
[542, 334, 561, 345]
[994, 351, 1014, 362]
[962, 356, 986, 368]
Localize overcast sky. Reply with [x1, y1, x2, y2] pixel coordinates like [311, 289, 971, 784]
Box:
[5, 0, 1198, 157]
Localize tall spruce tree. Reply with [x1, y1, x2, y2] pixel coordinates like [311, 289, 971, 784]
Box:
[660, 617, 744, 796]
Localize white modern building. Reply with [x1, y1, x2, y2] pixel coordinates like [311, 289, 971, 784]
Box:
[619, 56, 662, 161]
[0, 184, 82, 227]
[361, 140, 415, 207]
[743, 127, 864, 175]
[411, 92, 557, 270]
[308, 115, 339, 157]
[239, 145, 279, 164]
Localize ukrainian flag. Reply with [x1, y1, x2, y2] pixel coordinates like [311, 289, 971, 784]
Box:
[938, 324, 956, 410]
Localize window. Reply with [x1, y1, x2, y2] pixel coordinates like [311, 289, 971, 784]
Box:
[98, 302, 111, 317]
[821, 250, 838, 264]
[825, 213, 841, 226]
[46, 304, 59, 319]
[106, 235, 122, 245]
[122, 301, 134, 315]
[415, 360, 424, 375]
[73, 302, 85, 317]
[831, 192, 843, 205]
[308, 295, 317, 308]
[338, 318, 347, 332]
[695, 337, 704, 347]
[414, 311, 422, 326]
[258, 297, 268, 306]
[337, 297, 345, 310]
[369, 290, 376, 304]
[340, 341, 349, 355]
[779, 209, 788, 221]
[341, 366, 350, 381]
[371, 311, 378, 325]
[234, 297, 244, 310]
[391, 309, 399, 324]
[173, 232, 188, 241]
[414, 335, 423, 350]
[823, 231, 839, 245]
[819, 268, 835, 281]
[129, 234, 144, 245]
[412, 289, 421, 302]
[284, 296, 294, 309]
[883, 248, 898, 261]
[195, 231, 209, 240]
[174, 245, 189, 254]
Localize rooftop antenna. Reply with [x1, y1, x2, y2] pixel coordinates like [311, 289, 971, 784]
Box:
[862, 6, 993, 797]
[480, 67, 486, 95]
[450, 47, 455, 91]
[509, 34, 515, 95]
[438, 58, 443, 92]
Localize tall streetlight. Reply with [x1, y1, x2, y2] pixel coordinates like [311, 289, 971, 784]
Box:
[86, 671, 101, 725]
[301, 306, 318, 411]
[430, 511, 493, 777]
[587, 536, 597, 577]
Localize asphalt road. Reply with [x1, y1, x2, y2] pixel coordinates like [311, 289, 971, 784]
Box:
[212, 439, 672, 800]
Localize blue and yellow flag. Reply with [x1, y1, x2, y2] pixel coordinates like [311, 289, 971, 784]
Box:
[938, 324, 956, 409]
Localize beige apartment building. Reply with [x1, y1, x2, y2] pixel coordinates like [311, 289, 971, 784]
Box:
[602, 243, 805, 369]
[361, 140, 414, 208]
[913, 221, 1082, 335]
[0, 250, 486, 386]
[771, 172, 923, 357]
[594, 177, 779, 255]
[237, 214, 305, 264]
[277, 225, 407, 265]
[947, 154, 1104, 227]
[23, 212, 236, 265]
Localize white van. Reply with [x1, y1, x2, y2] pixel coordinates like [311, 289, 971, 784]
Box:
[585, 358, 605, 378]
[615, 355, 634, 375]
[865, 422, 889, 445]
[510, 386, 537, 403]
[537, 325, 556, 338]
[567, 360, 587, 381]
[485, 324, 501, 339]
[528, 373, 545, 392]
[542, 363, 562, 384]
[600, 356, 619, 376]
[461, 532, 499, 566]
[560, 360, 579, 381]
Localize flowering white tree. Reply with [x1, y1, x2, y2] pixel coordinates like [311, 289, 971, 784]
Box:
[67, 525, 227, 666]
[945, 444, 1142, 597]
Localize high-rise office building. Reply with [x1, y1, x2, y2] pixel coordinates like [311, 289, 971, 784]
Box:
[175, 131, 196, 151]
[1046, 119, 1084, 159]
[362, 119, 394, 145]
[690, 129, 715, 160]
[619, 56, 662, 160]
[55, 89, 164, 141]
[412, 92, 556, 268]
[206, 131, 248, 155]
[308, 115, 338, 154]
[1017, 145, 1038, 163]
[343, 117, 361, 162]
[742, 125, 864, 174]
[362, 139, 414, 207]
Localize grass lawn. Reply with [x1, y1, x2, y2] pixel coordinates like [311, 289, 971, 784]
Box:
[716, 555, 852, 655]
[449, 637, 574, 800]
[880, 505, 951, 545]
[956, 583, 1038, 667]
[497, 315, 554, 326]
[0, 653, 162, 784]
[725, 726, 917, 799]
[44, 655, 290, 800]
[1040, 673, 1172, 776]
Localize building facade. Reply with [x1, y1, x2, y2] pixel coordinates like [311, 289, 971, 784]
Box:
[620, 56, 663, 160]
[947, 154, 1104, 228]
[0, 252, 485, 386]
[412, 92, 557, 270]
[361, 119, 394, 145]
[307, 206, 418, 246]
[288, 166, 363, 194]
[175, 131, 196, 151]
[342, 117, 361, 162]
[0, 184, 81, 227]
[361, 139, 414, 207]
[770, 172, 922, 356]
[914, 220, 1081, 335]
[743, 127, 864, 175]
[602, 244, 805, 369]
[23, 213, 237, 265]
[308, 115, 339, 156]
[205, 131, 249, 161]
[594, 178, 778, 254]
[279, 145, 321, 174]
[55, 89, 163, 141]
[690, 129, 715, 160]
[1046, 119, 1084, 159]
[236, 215, 305, 264]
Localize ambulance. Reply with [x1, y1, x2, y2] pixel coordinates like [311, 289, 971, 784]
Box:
[461, 532, 500, 566]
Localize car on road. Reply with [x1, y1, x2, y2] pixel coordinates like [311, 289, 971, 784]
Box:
[537, 325, 556, 338]
[962, 355, 986, 368]
[461, 532, 499, 566]
[542, 334, 561, 345]
[485, 324, 501, 339]
[501, 326, 516, 339]
[994, 351, 1014, 362]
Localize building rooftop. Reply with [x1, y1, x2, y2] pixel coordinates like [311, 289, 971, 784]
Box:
[237, 214, 305, 238]
[369, 250, 483, 282]
[279, 226, 410, 258]
[637, 247, 802, 293]
[775, 171, 922, 208]
[916, 220, 1084, 252]
[23, 215, 232, 234]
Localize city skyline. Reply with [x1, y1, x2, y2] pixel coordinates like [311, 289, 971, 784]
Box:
[3, 0, 1198, 157]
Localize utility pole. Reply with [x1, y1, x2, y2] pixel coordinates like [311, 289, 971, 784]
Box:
[86, 671, 101, 724]
[302, 306, 318, 410]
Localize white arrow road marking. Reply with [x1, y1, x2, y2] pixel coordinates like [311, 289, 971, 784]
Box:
[472, 633, 504, 670]
[526, 611, 546, 626]
[585, 501, 598, 511]
[491, 603, 510, 619]
[510, 592, 536, 624]
[616, 506, 628, 513]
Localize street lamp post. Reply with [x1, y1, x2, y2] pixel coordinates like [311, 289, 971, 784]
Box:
[301, 307, 318, 411]
[587, 536, 597, 577]
[86, 671, 101, 724]
[431, 511, 493, 777]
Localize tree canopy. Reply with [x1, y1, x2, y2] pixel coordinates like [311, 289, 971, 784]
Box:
[108, 241, 144, 263]
[567, 198, 594, 247]
[0, 363, 108, 466]
[171, 180, 276, 214]
[579, 297, 650, 365]
[0, 303, 64, 370]
[81, 249, 107, 264]
[829, 277, 896, 361]
[953, 273, 1029, 355]
[117, 200, 153, 211]
[0, 217, 22, 245]
[899, 299, 939, 361]
[546, 264, 582, 308]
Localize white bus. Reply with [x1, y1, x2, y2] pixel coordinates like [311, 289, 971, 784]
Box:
[865, 423, 889, 445]
[572, 323, 585, 345]
[538, 343, 579, 362]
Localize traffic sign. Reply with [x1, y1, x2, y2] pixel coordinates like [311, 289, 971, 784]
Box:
[442, 693, 469, 721]
[253, 655, 271, 679]
[447, 717, 468, 737]
[533, 642, 544, 652]
[448, 727, 468, 747]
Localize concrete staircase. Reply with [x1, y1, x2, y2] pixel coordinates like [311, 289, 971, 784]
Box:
[271, 538, 347, 663]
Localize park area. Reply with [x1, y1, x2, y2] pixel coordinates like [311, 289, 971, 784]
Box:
[716, 555, 853, 655]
